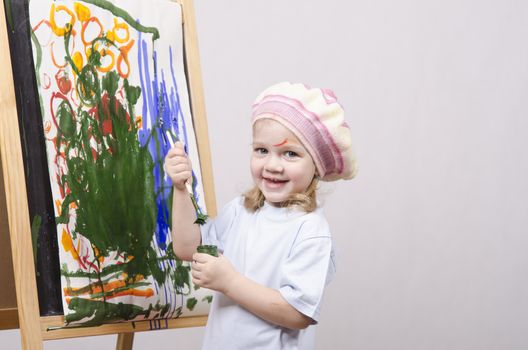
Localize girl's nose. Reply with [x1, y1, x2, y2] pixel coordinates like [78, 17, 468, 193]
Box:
[264, 155, 283, 173]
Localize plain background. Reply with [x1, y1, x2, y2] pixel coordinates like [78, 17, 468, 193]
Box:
[4, 0, 528, 349]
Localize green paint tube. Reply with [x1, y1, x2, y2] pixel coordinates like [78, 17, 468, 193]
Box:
[196, 245, 218, 257]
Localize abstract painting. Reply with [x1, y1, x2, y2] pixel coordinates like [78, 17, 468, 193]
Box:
[24, 0, 211, 326]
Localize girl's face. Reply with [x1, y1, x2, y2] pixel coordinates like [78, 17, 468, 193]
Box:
[250, 118, 316, 206]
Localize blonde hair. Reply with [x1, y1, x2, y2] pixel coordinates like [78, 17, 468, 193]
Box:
[243, 176, 319, 213]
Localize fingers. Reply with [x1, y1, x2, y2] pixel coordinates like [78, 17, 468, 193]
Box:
[165, 144, 191, 169]
[164, 142, 192, 188]
[191, 258, 201, 272]
[167, 160, 192, 174]
[165, 164, 191, 190]
[192, 252, 213, 264]
[191, 257, 206, 287]
[191, 269, 202, 287]
[165, 143, 187, 163]
[191, 253, 213, 282]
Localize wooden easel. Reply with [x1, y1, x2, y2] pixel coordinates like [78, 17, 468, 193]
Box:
[0, 0, 216, 349]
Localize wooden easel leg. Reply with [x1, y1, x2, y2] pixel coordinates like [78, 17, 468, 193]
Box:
[116, 333, 134, 350]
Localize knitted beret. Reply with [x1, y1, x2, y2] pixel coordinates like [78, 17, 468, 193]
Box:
[251, 82, 357, 181]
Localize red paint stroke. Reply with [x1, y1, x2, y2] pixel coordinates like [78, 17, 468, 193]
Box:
[55, 69, 72, 94]
[81, 17, 103, 46]
[50, 33, 77, 69]
[42, 73, 51, 89]
[273, 139, 288, 147]
[32, 19, 51, 32]
[50, 41, 68, 68]
[91, 93, 132, 137]
[32, 20, 53, 47]
[49, 92, 76, 199]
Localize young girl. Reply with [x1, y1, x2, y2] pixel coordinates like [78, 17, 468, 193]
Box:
[164, 82, 357, 349]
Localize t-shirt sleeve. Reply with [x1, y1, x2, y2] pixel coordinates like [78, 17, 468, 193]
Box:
[199, 197, 241, 253]
[279, 219, 336, 324]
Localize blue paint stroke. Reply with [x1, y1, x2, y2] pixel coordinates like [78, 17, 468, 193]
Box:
[135, 26, 205, 317]
[137, 34, 171, 249]
[137, 31, 205, 251]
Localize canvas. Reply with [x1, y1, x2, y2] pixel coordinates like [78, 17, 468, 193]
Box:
[26, 0, 211, 326]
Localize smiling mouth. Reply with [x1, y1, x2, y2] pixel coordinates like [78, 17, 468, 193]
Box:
[263, 177, 288, 186]
[263, 176, 287, 183]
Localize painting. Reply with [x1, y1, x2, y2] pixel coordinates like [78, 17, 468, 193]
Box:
[5, 0, 211, 326]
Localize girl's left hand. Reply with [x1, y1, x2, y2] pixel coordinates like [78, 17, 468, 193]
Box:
[191, 253, 237, 293]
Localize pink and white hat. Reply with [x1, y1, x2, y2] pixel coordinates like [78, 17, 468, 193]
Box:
[252, 82, 357, 181]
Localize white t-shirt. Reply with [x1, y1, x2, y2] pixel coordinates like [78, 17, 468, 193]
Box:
[200, 197, 336, 350]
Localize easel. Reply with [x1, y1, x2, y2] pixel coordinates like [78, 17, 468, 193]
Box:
[0, 0, 216, 349]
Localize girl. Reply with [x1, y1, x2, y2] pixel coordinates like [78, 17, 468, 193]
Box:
[165, 82, 357, 349]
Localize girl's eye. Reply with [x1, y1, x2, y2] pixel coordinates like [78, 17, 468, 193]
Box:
[284, 151, 299, 158]
[254, 147, 268, 155]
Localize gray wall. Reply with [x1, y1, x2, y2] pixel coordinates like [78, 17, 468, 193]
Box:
[4, 0, 528, 349]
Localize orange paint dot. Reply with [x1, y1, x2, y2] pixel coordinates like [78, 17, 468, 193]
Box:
[55, 199, 62, 215]
[61, 228, 80, 261]
[135, 116, 143, 129]
[44, 120, 52, 134]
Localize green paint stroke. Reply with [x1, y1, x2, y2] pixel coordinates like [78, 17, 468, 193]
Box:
[57, 37, 148, 255]
[31, 215, 42, 272]
[186, 297, 197, 311]
[29, 22, 48, 124]
[55, 40, 159, 266]
[61, 254, 176, 280]
[79, 0, 160, 40]
[65, 298, 175, 325]
[66, 298, 145, 325]
[30, 24, 43, 73]
[173, 260, 191, 293]
[4, 0, 14, 32]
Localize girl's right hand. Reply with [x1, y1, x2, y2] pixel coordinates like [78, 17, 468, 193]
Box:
[164, 141, 192, 191]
